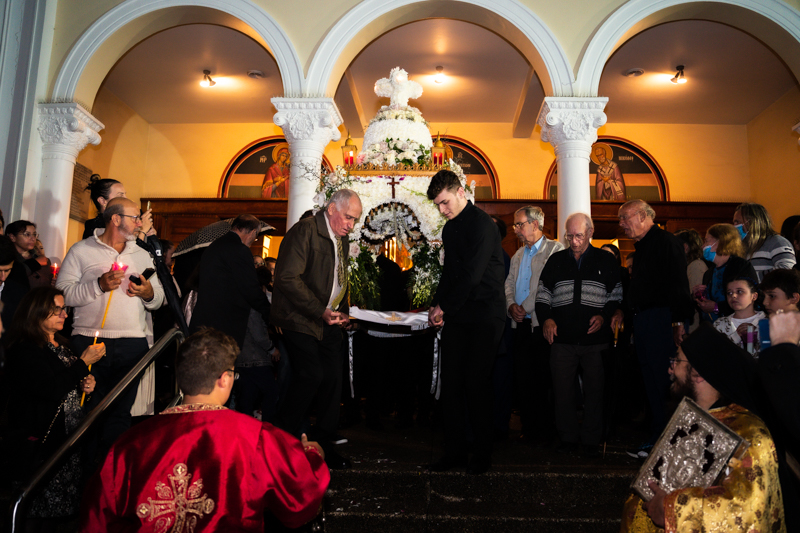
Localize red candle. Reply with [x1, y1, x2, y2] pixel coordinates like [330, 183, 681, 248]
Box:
[51, 263, 59, 276]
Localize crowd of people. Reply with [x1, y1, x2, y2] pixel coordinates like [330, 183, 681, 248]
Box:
[1, 169, 800, 531]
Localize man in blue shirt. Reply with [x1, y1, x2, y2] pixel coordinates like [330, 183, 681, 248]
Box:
[503, 206, 564, 445]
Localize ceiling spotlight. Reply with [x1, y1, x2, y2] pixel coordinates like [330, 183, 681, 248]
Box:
[434, 66, 445, 84]
[200, 69, 216, 88]
[247, 70, 265, 79]
[624, 68, 645, 77]
[671, 65, 687, 84]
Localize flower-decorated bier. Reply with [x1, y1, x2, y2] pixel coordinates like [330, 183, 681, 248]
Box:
[631, 397, 749, 502]
[315, 67, 474, 311]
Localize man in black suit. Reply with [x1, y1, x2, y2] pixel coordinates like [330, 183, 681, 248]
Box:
[190, 214, 270, 348]
[426, 170, 506, 475]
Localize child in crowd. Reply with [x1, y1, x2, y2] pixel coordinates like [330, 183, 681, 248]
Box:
[760, 268, 800, 315]
[713, 277, 764, 356]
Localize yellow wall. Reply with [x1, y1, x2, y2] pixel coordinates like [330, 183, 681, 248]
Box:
[77, 89, 150, 206]
[747, 86, 800, 230]
[597, 123, 752, 203]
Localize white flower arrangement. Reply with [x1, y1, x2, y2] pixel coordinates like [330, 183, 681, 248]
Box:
[369, 105, 428, 127]
[360, 138, 430, 167]
[315, 159, 475, 309]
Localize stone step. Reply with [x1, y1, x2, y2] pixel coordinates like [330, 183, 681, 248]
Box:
[320, 416, 646, 532]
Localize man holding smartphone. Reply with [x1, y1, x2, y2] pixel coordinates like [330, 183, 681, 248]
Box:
[57, 197, 164, 457]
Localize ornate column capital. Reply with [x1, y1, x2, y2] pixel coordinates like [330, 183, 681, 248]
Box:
[37, 103, 104, 161]
[271, 97, 343, 149]
[537, 97, 608, 156]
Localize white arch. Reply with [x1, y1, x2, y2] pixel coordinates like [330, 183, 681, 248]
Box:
[576, 0, 800, 95]
[51, 0, 304, 102]
[305, 0, 574, 98]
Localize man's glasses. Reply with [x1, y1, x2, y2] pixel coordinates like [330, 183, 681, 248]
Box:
[565, 233, 586, 241]
[668, 357, 689, 368]
[512, 221, 531, 230]
[118, 214, 142, 223]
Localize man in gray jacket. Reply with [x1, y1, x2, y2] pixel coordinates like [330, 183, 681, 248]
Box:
[504, 206, 563, 445]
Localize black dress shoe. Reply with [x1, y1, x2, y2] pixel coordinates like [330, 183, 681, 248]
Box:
[466, 456, 491, 475]
[325, 448, 352, 470]
[427, 455, 468, 472]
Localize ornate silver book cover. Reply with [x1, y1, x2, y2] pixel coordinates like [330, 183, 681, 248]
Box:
[631, 397, 750, 501]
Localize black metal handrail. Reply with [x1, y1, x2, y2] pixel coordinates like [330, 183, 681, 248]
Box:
[7, 327, 185, 532]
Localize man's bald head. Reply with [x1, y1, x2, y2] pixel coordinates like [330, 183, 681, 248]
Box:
[104, 197, 138, 226]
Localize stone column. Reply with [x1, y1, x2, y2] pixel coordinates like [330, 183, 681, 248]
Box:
[272, 98, 343, 228]
[537, 97, 608, 239]
[37, 103, 104, 258]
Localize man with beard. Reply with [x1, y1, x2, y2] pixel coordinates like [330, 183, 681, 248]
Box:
[620, 325, 786, 532]
[58, 197, 164, 454]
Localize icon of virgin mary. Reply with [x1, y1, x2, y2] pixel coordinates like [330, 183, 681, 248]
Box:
[261, 144, 290, 198]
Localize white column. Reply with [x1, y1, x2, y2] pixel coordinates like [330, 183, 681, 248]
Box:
[271, 98, 343, 228]
[537, 97, 608, 239]
[37, 103, 104, 257]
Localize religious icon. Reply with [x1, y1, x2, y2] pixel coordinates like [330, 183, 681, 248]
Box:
[261, 144, 291, 199]
[592, 142, 626, 201]
[544, 137, 668, 202]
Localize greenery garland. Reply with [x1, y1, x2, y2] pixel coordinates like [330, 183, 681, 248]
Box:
[407, 240, 443, 309]
[348, 244, 382, 310]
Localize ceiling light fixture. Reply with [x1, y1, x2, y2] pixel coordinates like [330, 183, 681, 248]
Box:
[434, 66, 445, 84]
[671, 65, 687, 84]
[624, 68, 645, 77]
[200, 69, 216, 88]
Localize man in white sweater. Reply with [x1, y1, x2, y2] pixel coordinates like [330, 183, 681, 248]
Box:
[57, 197, 164, 454]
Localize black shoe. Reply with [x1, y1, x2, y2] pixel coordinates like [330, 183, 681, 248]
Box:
[365, 417, 384, 431]
[555, 441, 580, 455]
[467, 456, 491, 475]
[582, 444, 601, 459]
[325, 448, 352, 470]
[427, 455, 468, 472]
[395, 417, 413, 430]
[626, 442, 653, 460]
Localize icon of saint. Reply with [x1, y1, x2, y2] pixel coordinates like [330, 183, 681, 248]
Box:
[592, 143, 626, 201]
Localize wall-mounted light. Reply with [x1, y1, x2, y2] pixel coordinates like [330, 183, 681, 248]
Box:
[434, 66, 445, 84]
[670, 65, 687, 84]
[200, 69, 216, 88]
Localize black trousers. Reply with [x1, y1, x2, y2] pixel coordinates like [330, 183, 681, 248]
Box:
[276, 325, 342, 444]
[513, 323, 555, 437]
[633, 307, 675, 443]
[440, 319, 504, 460]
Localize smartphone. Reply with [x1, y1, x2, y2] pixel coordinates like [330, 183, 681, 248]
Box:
[758, 318, 771, 350]
[129, 268, 156, 286]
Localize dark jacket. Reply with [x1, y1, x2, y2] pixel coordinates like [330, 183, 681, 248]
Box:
[535, 245, 622, 345]
[432, 201, 505, 324]
[271, 211, 349, 340]
[701, 255, 757, 318]
[82, 214, 104, 240]
[6, 340, 89, 449]
[629, 225, 693, 323]
[190, 231, 270, 347]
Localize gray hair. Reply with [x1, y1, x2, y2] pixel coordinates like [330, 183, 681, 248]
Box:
[620, 199, 656, 220]
[326, 189, 359, 211]
[516, 206, 544, 228]
[564, 212, 594, 236]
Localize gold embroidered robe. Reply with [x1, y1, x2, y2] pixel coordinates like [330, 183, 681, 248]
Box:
[620, 404, 785, 533]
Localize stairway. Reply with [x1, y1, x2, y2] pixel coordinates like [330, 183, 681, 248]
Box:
[322, 420, 642, 532]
